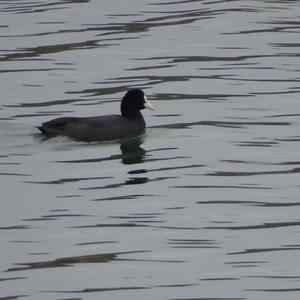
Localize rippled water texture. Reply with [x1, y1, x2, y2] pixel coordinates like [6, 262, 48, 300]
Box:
[1, 0, 300, 299]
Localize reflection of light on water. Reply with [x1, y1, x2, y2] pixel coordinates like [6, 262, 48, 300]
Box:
[1, 1, 300, 299]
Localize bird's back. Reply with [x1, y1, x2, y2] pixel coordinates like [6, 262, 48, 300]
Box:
[38, 114, 146, 142]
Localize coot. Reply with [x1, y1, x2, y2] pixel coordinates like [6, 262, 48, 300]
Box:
[37, 89, 154, 142]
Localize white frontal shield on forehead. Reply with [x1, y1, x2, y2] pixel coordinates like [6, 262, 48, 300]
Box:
[143, 95, 154, 111]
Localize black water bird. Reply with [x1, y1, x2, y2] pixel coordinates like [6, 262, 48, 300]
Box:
[37, 89, 154, 142]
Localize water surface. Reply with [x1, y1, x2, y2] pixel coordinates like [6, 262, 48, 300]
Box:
[1, 1, 300, 299]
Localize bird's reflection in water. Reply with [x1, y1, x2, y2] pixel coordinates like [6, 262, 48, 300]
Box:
[37, 133, 148, 183]
[119, 136, 146, 165]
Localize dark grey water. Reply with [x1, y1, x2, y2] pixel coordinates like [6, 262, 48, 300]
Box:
[1, 0, 300, 299]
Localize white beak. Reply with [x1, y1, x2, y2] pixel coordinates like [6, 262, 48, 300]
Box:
[143, 95, 154, 111]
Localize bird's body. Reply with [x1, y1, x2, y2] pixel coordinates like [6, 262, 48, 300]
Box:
[37, 89, 153, 142]
[38, 114, 146, 142]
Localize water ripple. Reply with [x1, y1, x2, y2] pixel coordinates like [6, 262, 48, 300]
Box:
[6, 250, 148, 272]
[1, 1, 300, 299]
